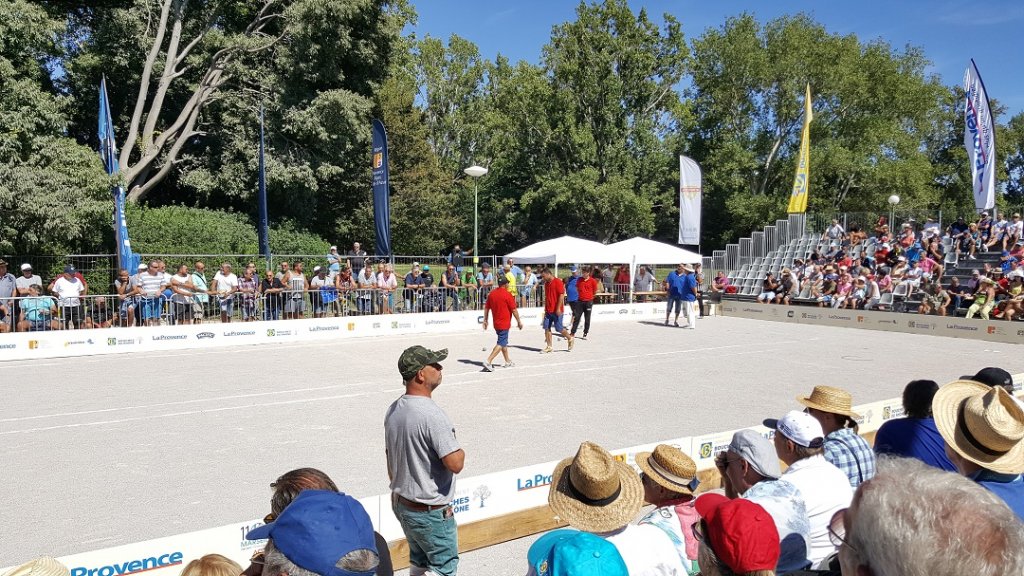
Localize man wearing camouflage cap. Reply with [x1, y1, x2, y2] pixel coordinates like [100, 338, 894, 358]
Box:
[385, 345, 464, 575]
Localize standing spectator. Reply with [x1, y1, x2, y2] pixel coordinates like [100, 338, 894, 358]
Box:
[421, 265, 438, 312]
[261, 269, 284, 321]
[932, 379, 1024, 519]
[113, 269, 136, 327]
[335, 265, 355, 316]
[137, 261, 166, 326]
[482, 274, 523, 371]
[14, 263, 40, 296]
[692, 263, 705, 318]
[679, 264, 698, 329]
[507, 258, 523, 280]
[52, 265, 87, 329]
[756, 272, 778, 304]
[247, 490, 381, 576]
[238, 266, 260, 322]
[461, 267, 477, 309]
[347, 242, 368, 272]
[664, 264, 687, 326]
[764, 410, 853, 566]
[309, 267, 331, 319]
[823, 219, 845, 245]
[356, 262, 377, 315]
[548, 441, 684, 575]
[170, 264, 198, 325]
[540, 267, 574, 353]
[636, 445, 701, 575]
[283, 262, 308, 319]
[211, 263, 239, 323]
[693, 495, 780, 576]
[965, 276, 996, 319]
[1009, 212, 1024, 246]
[191, 261, 209, 322]
[385, 345, 464, 576]
[275, 261, 290, 281]
[15, 284, 58, 332]
[440, 263, 461, 311]
[570, 266, 598, 339]
[714, 430, 811, 573]
[837, 457, 1024, 576]
[0, 260, 14, 331]
[326, 246, 341, 276]
[502, 263, 518, 302]
[600, 264, 614, 292]
[873, 380, 956, 471]
[614, 264, 631, 299]
[521, 265, 538, 307]
[449, 244, 469, 272]
[565, 266, 581, 332]
[476, 262, 496, 306]
[376, 263, 398, 314]
[403, 266, 425, 313]
[633, 265, 657, 294]
[798, 385, 876, 488]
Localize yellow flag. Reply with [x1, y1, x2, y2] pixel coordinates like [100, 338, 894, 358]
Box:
[787, 84, 813, 213]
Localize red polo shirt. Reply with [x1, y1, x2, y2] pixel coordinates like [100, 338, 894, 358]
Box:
[576, 277, 599, 301]
[485, 287, 517, 330]
[545, 278, 565, 313]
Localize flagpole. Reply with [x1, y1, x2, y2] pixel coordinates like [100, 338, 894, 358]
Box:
[257, 103, 270, 269]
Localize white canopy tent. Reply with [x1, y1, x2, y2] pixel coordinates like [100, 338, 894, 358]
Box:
[504, 235, 613, 269]
[605, 237, 702, 265]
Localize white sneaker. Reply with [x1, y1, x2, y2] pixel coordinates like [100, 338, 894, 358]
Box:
[541, 346, 553, 354]
[502, 362, 515, 368]
[482, 362, 493, 372]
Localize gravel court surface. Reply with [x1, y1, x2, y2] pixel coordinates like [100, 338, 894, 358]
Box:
[2, 315, 1020, 570]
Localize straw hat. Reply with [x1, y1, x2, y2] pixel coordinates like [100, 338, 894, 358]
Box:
[797, 385, 861, 419]
[2, 558, 71, 576]
[548, 442, 643, 533]
[636, 444, 700, 495]
[933, 380, 1024, 474]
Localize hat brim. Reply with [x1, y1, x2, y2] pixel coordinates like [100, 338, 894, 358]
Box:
[796, 396, 861, 420]
[548, 456, 643, 533]
[245, 522, 272, 541]
[933, 380, 1024, 474]
[635, 452, 698, 496]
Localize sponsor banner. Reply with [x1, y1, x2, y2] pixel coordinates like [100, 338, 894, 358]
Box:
[720, 302, 1024, 345]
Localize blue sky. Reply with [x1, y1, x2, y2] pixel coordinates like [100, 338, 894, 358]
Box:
[410, 0, 1024, 118]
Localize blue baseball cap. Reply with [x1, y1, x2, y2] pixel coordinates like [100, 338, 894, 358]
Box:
[570, 265, 579, 272]
[527, 529, 627, 576]
[246, 490, 378, 576]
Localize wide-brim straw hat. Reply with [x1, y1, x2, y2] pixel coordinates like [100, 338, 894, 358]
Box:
[549, 442, 643, 533]
[636, 444, 700, 496]
[933, 380, 1024, 474]
[797, 385, 861, 419]
[2, 558, 71, 576]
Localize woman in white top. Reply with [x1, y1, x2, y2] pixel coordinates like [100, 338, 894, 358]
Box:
[170, 264, 198, 325]
[376, 263, 398, 314]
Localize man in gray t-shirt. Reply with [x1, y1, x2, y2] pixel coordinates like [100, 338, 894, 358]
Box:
[385, 345, 464, 576]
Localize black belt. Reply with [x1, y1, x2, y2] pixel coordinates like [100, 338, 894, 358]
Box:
[396, 495, 450, 512]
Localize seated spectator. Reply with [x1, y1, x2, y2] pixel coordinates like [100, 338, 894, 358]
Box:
[832, 273, 853, 309]
[82, 296, 113, 329]
[712, 271, 733, 294]
[932, 379, 1024, 519]
[862, 274, 881, 311]
[16, 284, 58, 332]
[181, 555, 241, 576]
[774, 269, 795, 305]
[836, 456, 1024, 576]
[798, 386, 876, 488]
[527, 529, 627, 576]
[248, 490, 381, 576]
[2, 557, 72, 576]
[965, 276, 996, 319]
[917, 281, 950, 316]
[962, 366, 1015, 393]
[873, 380, 956, 471]
[715, 430, 811, 573]
[309, 266, 331, 319]
[757, 272, 778, 304]
[636, 445, 701, 574]
[693, 495, 780, 576]
[376, 263, 398, 314]
[764, 410, 852, 566]
[548, 441, 684, 575]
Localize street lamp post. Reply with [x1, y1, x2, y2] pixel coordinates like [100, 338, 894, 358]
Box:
[888, 194, 901, 231]
[464, 165, 488, 265]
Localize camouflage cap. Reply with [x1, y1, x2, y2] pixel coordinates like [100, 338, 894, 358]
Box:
[398, 345, 448, 381]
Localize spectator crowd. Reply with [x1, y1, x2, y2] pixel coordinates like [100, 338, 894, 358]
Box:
[752, 213, 1024, 319]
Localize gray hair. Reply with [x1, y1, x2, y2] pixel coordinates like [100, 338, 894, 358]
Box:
[262, 539, 378, 576]
[847, 456, 1024, 576]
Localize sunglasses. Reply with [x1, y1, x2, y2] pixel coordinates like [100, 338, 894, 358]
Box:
[828, 508, 857, 553]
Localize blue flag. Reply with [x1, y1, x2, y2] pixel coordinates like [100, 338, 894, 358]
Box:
[371, 119, 392, 259]
[99, 76, 140, 273]
[258, 104, 270, 260]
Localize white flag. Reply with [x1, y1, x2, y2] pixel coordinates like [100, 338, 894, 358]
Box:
[678, 155, 702, 245]
[964, 60, 996, 212]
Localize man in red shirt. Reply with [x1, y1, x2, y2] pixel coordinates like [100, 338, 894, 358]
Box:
[571, 266, 599, 339]
[541, 267, 574, 353]
[482, 275, 523, 371]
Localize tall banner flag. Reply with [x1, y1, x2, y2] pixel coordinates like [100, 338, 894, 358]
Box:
[99, 76, 140, 273]
[371, 119, 392, 258]
[787, 84, 813, 214]
[257, 104, 270, 260]
[964, 59, 996, 212]
[678, 155, 702, 245]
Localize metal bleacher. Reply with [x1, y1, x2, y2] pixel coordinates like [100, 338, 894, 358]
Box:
[724, 214, 821, 297]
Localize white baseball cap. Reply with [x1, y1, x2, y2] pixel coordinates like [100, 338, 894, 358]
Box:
[764, 410, 824, 448]
[20, 263, 32, 271]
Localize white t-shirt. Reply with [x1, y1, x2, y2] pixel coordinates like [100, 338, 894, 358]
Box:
[376, 272, 397, 290]
[1010, 219, 1024, 237]
[779, 455, 853, 566]
[170, 273, 194, 303]
[603, 523, 686, 576]
[52, 276, 85, 306]
[16, 274, 42, 295]
[212, 272, 238, 296]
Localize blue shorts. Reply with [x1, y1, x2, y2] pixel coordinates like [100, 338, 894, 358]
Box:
[543, 312, 564, 332]
[496, 329, 509, 347]
[140, 297, 162, 320]
[667, 297, 682, 314]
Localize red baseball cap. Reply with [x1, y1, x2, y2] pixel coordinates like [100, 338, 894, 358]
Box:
[695, 494, 780, 573]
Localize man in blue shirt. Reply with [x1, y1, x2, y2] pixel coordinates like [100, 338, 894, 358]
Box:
[663, 263, 693, 327]
[874, 380, 956, 471]
[932, 379, 1024, 520]
[679, 264, 698, 330]
[565, 265, 580, 330]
